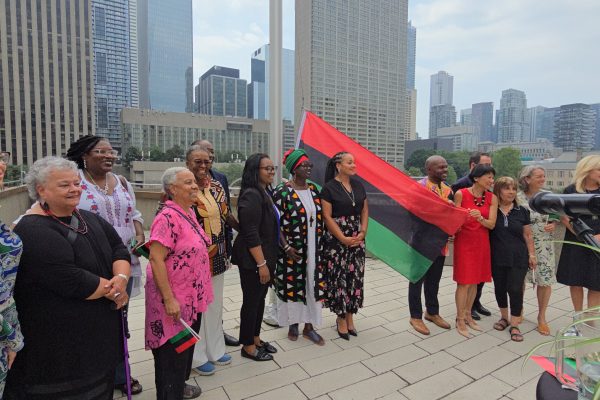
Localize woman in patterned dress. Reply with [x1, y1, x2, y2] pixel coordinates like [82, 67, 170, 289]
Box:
[65, 135, 145, 395]
[273, 149, 326, 345]
[186, 146, 239, 375]
[321, 152, 368, 340]
[517, 166, 557, 336]
[0, 160, 24, 398]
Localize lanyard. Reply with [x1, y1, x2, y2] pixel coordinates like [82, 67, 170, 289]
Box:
[165, 205, 210, 246]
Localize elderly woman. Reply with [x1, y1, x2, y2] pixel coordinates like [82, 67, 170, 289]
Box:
[185, 146, 239, 376]
[490, 177, 536, 342]
[65, 134, 145, 394]
[453, 164, 497, 338]
[232, 153, 279, 361]
[5, 157, 130, 399]
[517, 166, 557, 336]
[145, 167, 211, 400]
[0, 159, 24, 398]
[273, 149, 325, 345]
[557, 155, 600, 311]
[321, 152, 369, 340]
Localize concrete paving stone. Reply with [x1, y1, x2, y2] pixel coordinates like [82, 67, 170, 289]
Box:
[193, 387, 229, 400]
[377, 307, 410, 323]
[445, 332, 504, 361]
[195, 356, 279, 391]
[245, 384, 308, 400]
[329, 372, 407, 400]
[381, 318, 418, 334]
[377, 391, 410, 400]
[498, 327, 554, 357]
[456, 346, 520, 380]
[274, 339, 341, 367]
[296, 363, 374, 399]
[358, 299, 405, 318]
[400, 368, 473, 400]
[413, 328, 468, 354]
[300, 346, 372, 376]
[224, 364, 309, 400]
[334, 326, 394, 350]
[363, 291, 401, 307]
[492, 357, 546, 387]
[360, 330, 422, 356]
[444, 374, 514, 400]
[350, 314, 390, 331]
[393, 351, 461, 384]
[362, 343, 429, 374]
[504, 376, 540, 400]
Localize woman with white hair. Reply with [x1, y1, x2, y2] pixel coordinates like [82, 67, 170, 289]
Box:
[557, 155, 600, 311]
[5, 156, 131, 399]
[145, 167, 211, 400]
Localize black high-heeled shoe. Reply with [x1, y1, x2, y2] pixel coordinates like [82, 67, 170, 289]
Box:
[348, 328, 358, 337]
[336, 319, 350, 340]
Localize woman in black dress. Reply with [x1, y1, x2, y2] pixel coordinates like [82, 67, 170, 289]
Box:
[490, 177, 536, 342]
[557, 155, 600, 311]
[321, 152, 368, 340]
[232, 153, 279, 361]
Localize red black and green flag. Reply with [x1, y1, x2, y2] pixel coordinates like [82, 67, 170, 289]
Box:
[297, 111, 468, 283]
[169, 326, 199, 353]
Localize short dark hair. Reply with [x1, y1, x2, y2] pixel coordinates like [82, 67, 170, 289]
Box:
[469, 151, 490, 167]
[469, 164, 495, 181]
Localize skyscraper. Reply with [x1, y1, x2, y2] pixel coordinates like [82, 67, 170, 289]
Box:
[197, 66, 248, 117]
[460, 108, 472, 126]
[405, 22, 417, 140]
[0, 0, 95, 165]
[471, 102, 494, 142]
[248, 45, 295, 121]
[429, 71, 453, 108]
[295, 0, 409, 167]
[138, 0, 193, 112]
[429, 104, 456, 138]
[497, 89, 530, 143]
[92, 0, 136, 148]
[553, 103, 595, 151]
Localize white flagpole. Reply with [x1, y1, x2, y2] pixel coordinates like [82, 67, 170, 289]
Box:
[269, 0, 283, 182]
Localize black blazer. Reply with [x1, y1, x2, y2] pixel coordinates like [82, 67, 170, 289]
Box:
[231, 187, 279, 273]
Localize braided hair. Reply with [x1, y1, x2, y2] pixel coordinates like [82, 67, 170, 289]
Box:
[65, 135, 106, 169]
[324, 151, 348, 183]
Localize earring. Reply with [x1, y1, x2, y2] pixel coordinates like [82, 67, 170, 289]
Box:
[83, 159, 87, 169]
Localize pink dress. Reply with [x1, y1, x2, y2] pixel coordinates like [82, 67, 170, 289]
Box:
[145, 200, 213, 350]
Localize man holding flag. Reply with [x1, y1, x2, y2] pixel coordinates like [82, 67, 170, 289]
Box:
[408, 156, 453, 335]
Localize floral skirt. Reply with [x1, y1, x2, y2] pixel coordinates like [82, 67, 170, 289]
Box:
[322, 215, 365, 315]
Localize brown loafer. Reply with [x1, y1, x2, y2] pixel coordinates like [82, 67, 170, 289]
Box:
[410, 318, 430, 335]
[424, 313, 451, 330]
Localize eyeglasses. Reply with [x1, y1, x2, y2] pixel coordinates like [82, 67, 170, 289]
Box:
[260, 166, 277, 172]
[90, 149, 118, 157]
[193, 159, 212, 165]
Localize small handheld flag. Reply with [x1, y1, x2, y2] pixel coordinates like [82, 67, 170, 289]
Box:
[168, 319, 201, 353]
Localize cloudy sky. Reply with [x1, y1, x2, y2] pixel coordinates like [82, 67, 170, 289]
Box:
[192, 0, 600, 137]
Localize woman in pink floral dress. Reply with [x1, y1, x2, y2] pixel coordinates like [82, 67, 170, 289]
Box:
[145, 167, 212, 400]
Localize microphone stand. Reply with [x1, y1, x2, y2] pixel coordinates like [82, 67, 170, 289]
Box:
[570, 216, 600, 261]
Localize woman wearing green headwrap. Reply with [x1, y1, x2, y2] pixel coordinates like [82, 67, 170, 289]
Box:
[272, 149, 326, 345]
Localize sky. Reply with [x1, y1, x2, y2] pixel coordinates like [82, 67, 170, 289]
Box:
[192, 0, 600, 138]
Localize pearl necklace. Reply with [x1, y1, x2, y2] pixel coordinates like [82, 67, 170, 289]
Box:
[85, 169, 109, 194]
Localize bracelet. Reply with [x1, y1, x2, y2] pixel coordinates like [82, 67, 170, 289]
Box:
[283, 244, 291, 252]
[116, 273, 129, 282]
[257, 260, 267, 268]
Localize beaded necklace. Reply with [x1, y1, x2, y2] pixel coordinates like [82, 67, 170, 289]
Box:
[471, 189, 486, 207]
[85, 169, 109, 195]
[42, 205, 88, 234]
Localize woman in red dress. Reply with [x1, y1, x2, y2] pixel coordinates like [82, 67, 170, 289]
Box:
[453, 164, 497, 338]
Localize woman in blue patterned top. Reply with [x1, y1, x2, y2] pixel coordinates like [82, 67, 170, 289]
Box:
[0, 160, 24, 398]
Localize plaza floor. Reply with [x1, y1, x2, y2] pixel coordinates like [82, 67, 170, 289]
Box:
[115, 257, 575, 400]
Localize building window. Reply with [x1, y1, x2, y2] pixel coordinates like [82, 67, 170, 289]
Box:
[97, 98, 108, 128]
[94, 6, 105, 39]
[96, 52, 107, 85]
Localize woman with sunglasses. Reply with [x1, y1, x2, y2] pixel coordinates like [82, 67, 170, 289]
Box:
[272, 149, 326, 345]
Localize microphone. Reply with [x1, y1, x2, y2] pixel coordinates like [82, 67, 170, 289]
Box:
[529, 192, 600, 216]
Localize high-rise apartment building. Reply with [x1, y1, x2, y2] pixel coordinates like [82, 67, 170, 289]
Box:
[497, 89, 530, 143]
[429, 104, 456, 138]
[405, 22, 417, 140]
[429, 71, 453, 107]
[248, 45, 295, 121]
[197, 66, 247, 117]
[590, 103, 600, 149]
[0, 0, 95, 165]
[460, 108, 472, 126]
[471, 102, 494, 142]
[553, 103, 595, 151]
[295, 0, 409, 167]
[137, 0, 192, 112]
[92, 0, 136, 148]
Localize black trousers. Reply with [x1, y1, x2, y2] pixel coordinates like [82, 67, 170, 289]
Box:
[408, 256, 445, 318]
[151, 315, 201, 400]
[473, 282, 485, 309]
[238, 267, 269, 346]
[492, 264, 527, 317]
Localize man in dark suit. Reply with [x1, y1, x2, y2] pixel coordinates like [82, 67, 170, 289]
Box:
[192, 139, 239, 347]
[451, 151, 493, 321]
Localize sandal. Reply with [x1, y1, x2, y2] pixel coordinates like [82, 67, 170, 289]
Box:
[493, 318, 509, 331]
[537, 322, 551, 336]
[509, 326, 524, 342]
[115, 377, 143, 395]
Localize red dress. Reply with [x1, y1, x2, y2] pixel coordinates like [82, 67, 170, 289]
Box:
[453, 188, 492, 284]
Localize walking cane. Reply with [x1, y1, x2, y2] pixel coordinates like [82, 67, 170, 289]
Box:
[121, 308, 132, 400]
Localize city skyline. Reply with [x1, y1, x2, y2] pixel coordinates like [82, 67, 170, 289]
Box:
[192, 0, 600, 138]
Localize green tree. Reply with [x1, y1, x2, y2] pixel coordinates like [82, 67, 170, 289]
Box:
[123, 147, 142, 168]
[446, 164, 458, 184]
[219, 163, 244, 185]
[149, 146, 165, 161]
[405, 149, 436, 172]
[164, 145, 185, 161]
[492, 147, 522, 179]
[444, 150, 471, 178]
[407, 166, 423, 177]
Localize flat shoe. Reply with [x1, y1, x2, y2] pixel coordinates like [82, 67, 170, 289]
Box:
[241, 347, 273, 361]
[288, 324, 299, 341]
[424, 313, 451, 329]
[470, 310, 481, 321]
[257, 340, 278, 354]
[475, 304, 492, 316]
[410, 318, 430, 335]
[182, 383, 202, 399]
[115, 377, 143, 395]
[537, 322, 551, 336]
[303, 329, 325, 346]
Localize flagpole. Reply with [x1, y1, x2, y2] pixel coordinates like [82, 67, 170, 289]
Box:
[269, 0, 282, 182]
